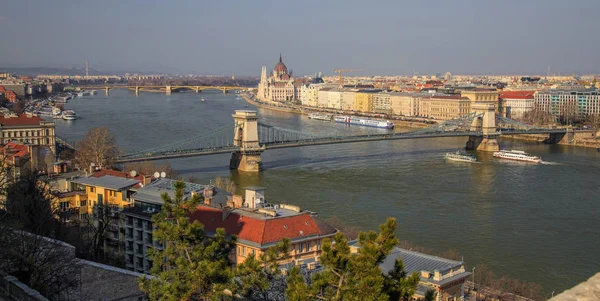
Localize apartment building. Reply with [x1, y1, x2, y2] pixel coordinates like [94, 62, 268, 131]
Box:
[189, 187, 338, 267]
[341, 91, 356, 111]
[534, 89, 600, 119]
[372, 93, 393, 114]
[119, 179, 337, 273]
[420, 96, 471, 120]
[499, 91, 535, 119]
[354, 92, 375, 113]
[0, 113, 56, 155]
[390, 92, 428, 116]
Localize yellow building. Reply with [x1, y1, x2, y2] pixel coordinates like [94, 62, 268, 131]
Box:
[72, 175, 140, 216]
[54, 191, 88, 222]
[354, 92, 374, 113]
[420, 96, 471, 120]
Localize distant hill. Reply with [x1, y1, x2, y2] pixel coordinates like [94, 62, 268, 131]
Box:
[0, 67, 104, 76]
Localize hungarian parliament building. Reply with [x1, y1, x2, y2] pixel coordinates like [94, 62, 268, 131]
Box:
[257, 55, 303, 102]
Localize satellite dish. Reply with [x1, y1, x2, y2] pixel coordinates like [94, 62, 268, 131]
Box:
[160, 171, 167, 178]
[130, 170, 137, 177]
[153, 172, 160, 178]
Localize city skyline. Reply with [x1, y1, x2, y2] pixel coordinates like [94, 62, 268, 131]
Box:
[1, 0, 600, 76]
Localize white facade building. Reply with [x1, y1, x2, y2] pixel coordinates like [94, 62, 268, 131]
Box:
[257, 55, 301, 103]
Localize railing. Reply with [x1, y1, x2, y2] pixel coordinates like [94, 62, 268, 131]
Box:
[0, 274, 50, 301]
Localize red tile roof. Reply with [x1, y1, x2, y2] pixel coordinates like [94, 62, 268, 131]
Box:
[499, 91, 535, 100]
[0, 114, 46, 126]
[0, 141, 29, 158]
[188, 206, 337, 247]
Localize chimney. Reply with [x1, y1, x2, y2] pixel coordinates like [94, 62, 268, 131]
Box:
[232, 195, 243, 208]
[143, 175, 152, 186]
[204, 185, 214, 198]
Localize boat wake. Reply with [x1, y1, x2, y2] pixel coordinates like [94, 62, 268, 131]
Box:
[540, 161, 561, 165]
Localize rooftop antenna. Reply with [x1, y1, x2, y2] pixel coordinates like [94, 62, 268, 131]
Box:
[85, 61, 89, 78]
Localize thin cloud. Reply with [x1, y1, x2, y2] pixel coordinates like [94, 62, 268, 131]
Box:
[0, 16, 8, 21]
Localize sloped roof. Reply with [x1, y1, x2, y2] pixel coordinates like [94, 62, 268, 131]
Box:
[0, 141, 29, 158]
[72, 175, 140, 190]
[499, 90, 535, 99]
[188, 206, 337, 247]
[0, 114, 46, 126]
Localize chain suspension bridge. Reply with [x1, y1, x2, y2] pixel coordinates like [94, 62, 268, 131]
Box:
[114, 108, 568, 172]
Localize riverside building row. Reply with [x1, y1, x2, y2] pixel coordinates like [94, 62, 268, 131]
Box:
[302, 87, 501, 120]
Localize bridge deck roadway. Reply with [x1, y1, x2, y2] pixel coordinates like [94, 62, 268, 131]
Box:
[114, 129, 566, 163]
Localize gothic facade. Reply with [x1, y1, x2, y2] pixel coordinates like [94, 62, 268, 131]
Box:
[257, 55, 302, 102]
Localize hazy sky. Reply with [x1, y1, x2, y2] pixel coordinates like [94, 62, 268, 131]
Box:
[1, 0, 599, 76]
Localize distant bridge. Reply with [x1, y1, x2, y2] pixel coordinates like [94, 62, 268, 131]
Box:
[70, 85, 249, 95]
[115, 107, 569, 172]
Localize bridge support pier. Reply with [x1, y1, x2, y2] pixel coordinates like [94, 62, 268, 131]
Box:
[223, 89, 228, 94]
[230, 110, 264, 172]
[105, 87, 110, 95]
[466, 135, 499, 152]
[544, 129, 573, 144]
[135, 86, 140, 96]
[165, 85, 172, 95]
[466, 102, 499, 152]
[195, 87, 201, 93]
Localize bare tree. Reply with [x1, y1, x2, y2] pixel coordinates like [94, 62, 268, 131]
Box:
[74, 127, 121, 170]
[0, 225, 80, 300]
[78, 200, 119, 261]
[215, 176, 237, 194]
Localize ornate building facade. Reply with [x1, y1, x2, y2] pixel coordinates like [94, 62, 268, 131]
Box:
[257, 55, 302, 102]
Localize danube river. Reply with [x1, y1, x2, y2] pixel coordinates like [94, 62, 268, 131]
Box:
[56, 89, 599, 293]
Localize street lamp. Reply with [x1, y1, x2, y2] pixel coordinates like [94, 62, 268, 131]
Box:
[472, 267, 476, 301]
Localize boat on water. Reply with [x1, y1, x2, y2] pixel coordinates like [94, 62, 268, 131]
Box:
[38, 105, 53, 116]
[493, 150, 542, 163]
[308, 113, 333, 121]
[201, 98, 205, 102]
[445, 151, 477, 163]
[62, 110, 77, 120]
[334, 116, 394, 129]
[90, 90, 97, 95]
[52, 107, 63, 119]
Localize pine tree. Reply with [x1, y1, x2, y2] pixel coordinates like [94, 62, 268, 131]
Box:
[139, 181, 237, 300]
[286, 217, 419, 301]
[234, 238, 290, 300]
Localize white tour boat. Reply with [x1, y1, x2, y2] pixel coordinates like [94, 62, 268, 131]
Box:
[444, 151, 477, 163]
[492, 150, 542, 163]
[62, 110, 77, 120]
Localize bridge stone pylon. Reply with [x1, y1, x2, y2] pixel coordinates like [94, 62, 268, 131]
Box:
[466, 102, 500, 152]
[229, 110, 265, 172]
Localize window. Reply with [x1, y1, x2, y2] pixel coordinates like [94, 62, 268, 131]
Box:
[146, 221, 153, 231]
[90, 187, 95, 193]
[127, 229, 133, 239]
[306, 242, 310, 252]
[127, 241, 133, 251]
[299, 243, 304, 253]
[242, 246, 246, 256]
[137, 256, 143, 267]
[316, 240, 321, 250]
[59, 202, 69, 210]
[127, 254, 133, 264]
[137, 243, 143, 254]
[146, 233, 152, 243]
[80, 213, 89, 220]
[137, 219, 143, 228]
[137, 230, 143, 241]
[127, 216, 133, 225]
[80, 200, 87, 207]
